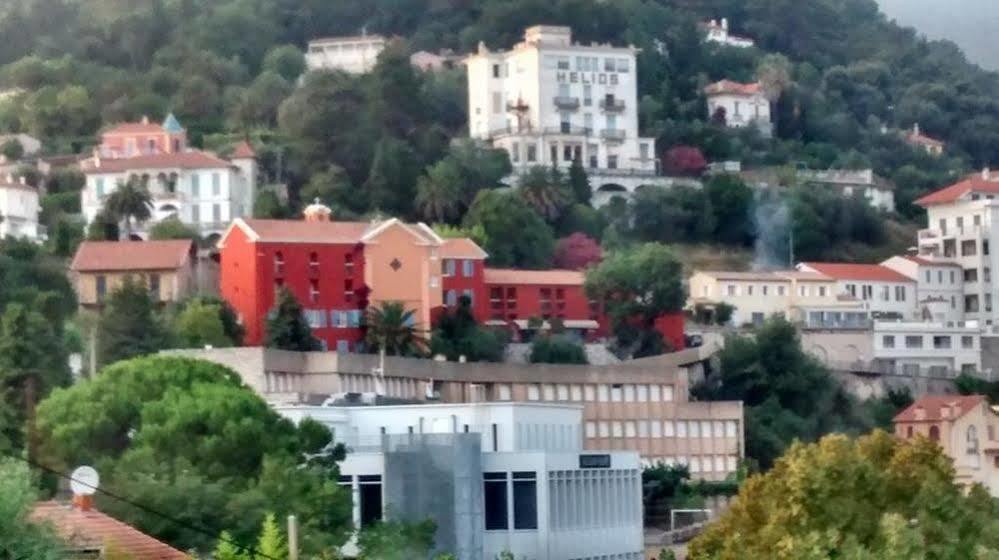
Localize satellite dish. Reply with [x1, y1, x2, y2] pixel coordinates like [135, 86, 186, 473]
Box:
[70, 466, 100, 496]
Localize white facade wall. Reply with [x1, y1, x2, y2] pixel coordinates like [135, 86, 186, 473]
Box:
[467, 26, 658, 196]
[919, 198, 999, 326]
[306, 36, 386, 74]
[277, 402, 643, 560]
[706, 92, 771, 132]
[0, 184, 40, 240]
[881, 256, 965, 321]
[873, 321, 982, 377]
[82, 165, 252, 238]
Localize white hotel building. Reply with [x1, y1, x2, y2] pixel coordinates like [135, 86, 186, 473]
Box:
[467, 26, 664, 203]
[278, 401, 643, 560]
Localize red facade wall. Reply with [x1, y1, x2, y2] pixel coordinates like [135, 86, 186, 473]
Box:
[441, 258, 487, 320]
[654, 313, 687, 351]
[220, 230, 366, 350]
[484, 281, 607, 336]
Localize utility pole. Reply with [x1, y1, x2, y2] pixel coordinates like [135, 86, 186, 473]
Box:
[287, 515, 299, 560]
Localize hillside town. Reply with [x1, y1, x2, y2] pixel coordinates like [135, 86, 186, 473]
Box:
[3, 1, 999, 559]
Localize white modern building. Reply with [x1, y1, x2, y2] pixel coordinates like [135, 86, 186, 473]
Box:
[81, 139, 257, 241]
[704, 80, 772, 137]
[306, 34, 387, 74]
[881, 255, 964, 321]
[702, 19, 755, 48]
[873, 320, 982, 378]
[798, 169, 895, 212]
[797, 262, 917, 319]
[0, 174, 40, 240]
[466, 25, 663, 202]
[277, 401, 643, 560]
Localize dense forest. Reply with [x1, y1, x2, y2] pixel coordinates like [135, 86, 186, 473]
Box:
[0, 0, 996, 259]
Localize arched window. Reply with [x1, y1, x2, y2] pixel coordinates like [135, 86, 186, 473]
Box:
[274, 251, 285, 276]
[967, 425, 979, 455]
[906, 426, 914, 439]
[929, 425, 940, 442]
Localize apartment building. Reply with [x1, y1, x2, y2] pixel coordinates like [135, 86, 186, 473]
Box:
[704, 80, 772, 137]
[894, 395, 999, 496]
[277, 401, 643, 560]
[797, 262, 916, 318]
[916, 169, 999, 324]
[81, 116, 257, 239]
[0, 174, 40, 240]
[688, 270, 867, 327]
[306, 34, 387, 74]
[466, 25, 662, 201]
[69, 240, 197, 308]
[167, 346, 745, 481]
[873, 320, 982, 378]
[881, 255, 964, 321]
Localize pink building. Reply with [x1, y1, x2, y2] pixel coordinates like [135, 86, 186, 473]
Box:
[98, 114, 187, 158]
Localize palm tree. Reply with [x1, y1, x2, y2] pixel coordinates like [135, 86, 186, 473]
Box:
[415, 159, 465, 224]
[365, 301, 428, 357]
[518, 165, 571, 222]
[104, 177, 152, 240]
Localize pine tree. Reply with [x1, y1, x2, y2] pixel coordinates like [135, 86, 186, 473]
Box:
[97, 275, 168, 367]
[567, 157, 591, 205]
[214, 531, 250, 560]
[256, 513, 287, 560]
[265, 287, 321, 351]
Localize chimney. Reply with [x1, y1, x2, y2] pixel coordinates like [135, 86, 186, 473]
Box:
[303, 198, 331, 222]
[983, 167, 991, 181]
[722, 18, 729, 31]
[72, 494, 94, 512]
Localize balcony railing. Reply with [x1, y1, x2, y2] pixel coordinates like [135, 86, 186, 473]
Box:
[554, 96, 580, 110]
[543, 125, 592, 136]
[599, 98, 626, 112]
[600, 129, 626, 141]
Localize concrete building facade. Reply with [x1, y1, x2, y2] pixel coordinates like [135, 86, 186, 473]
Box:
[167, 346, 744, 480]
[69, 240, 197, 308]
[873, 320, 982, 378]
[881, 255, 964, 322]
[797, 262, 917, 319]
[277, 402, 643, 560]
[466, 26, 662, 200]
[0, 174, 40, 240]
[306, 35, 387, 74]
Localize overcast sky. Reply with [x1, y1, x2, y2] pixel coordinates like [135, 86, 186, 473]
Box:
[877, 0, 999, 70]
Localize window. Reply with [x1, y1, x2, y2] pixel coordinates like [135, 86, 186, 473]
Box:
[345, 253, 354, 276]
[492, 92, 501, 113]
[483, 473, 507, 530]
[344, 279, 354, 301]
[510, 142, 520, 163]
[95, 178, 105, 198]
[512, 472, 538, 530]
[443, 259, 456, 277]
[925, 270, 931, 283]
[895, 286, 906, 301]
[650, 385, 661, 401]
[556, 57, 570, 70]
[603, 57, 615, 72]
[274, 251, 285, 276]
[625, 421, 636, 438]
[597, 385, 609, 401]
[526, 144, 537, 162]
[882, 335, 895, 349]
[966, 294, 980, 313]
[598, 421, 609, 437]
[610, 384, 623, 402]
[726, 285, 738, 296]
[191, 204, 200, 223]
[962, 336, 974, 349]
[967, 426, 980, 455]
[777, 286, 786, 296]
[663, 385, 674, 402]
[904, 335, 923, 349]
[929, 425, 940, 442]
[445, 290, 457, 306]
[492, 64, 500, 78]
[965, 269, 978, 283]
[612, 421, 623, 437]
[147, 274, 160, 300]
[676, 421, 687, 438]
[190, 174, 200, 197]
[309, 279, 320, 303]
[637, 384, 648, 402]
[664, 421, 675, 437]
[725, 420, 738, 438]
[962, 240, 977, 256]
[527, 385, 540, 401]
[689, 421, 700, 438]
[211, 173, 220, 196]
[623, 384, 635, 402]
[951, 270, 956, 283]
[585, 422, 596, 438]
[96, 275, 107, 302]
[462, 259, 474, 277]
[212, 204, 221, 223]
[584, 385, 595, 401]
[359, 475, 383, 528]
[819, 286, 827, 297]
[862, 285, 873, 300]
[336, 340, 349, 353]
[933, 335, 952, 349]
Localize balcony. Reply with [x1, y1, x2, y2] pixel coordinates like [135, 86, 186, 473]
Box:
[918, 229, 940, 240]
[599, 98, 626, 112]
[600, 129, 626, 142]
[543, 125, 592, 136]
[554, 96, 580, 110]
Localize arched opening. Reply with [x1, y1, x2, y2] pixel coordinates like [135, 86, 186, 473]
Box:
[929, 425, 940, 442]
[906, 426, 913, 439]
[597, 183, 627, 193]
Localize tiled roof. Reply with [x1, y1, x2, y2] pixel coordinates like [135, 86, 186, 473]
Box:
[704, 80, 762, 96]
[236, 218, 372, 244]
[914, 175, 999, 207]
[905, 130, 944, 147]
[82, 151, 233, 173]
[894, 395, 986, 423]
[230, 140, 256, 159]
[102, 122, 165, 135]
[440, 238, 488, 259]
[775, 271, 833, 282]
[32, 501, 189, 559]
[800, 262, 913, 282]
[70, 240, 194, 272]
[484, 268, 585, 286]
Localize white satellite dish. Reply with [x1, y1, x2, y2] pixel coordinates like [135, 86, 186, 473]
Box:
[70, 466, 100, 496]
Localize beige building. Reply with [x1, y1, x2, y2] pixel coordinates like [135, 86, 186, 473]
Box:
[167, 345, 745, 481]
[894, 395, 999, 495]
[70, 240, 197, 308]
[688, 270, 863, 327]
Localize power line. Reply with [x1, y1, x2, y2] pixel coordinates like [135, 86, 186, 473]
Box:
[4, 451, 282, 560]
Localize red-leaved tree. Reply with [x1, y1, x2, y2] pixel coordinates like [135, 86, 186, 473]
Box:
[662, 145, 707, 177]
[553, 233, 603, 270]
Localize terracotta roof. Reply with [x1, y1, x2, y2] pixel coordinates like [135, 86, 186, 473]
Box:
[81, 151, 233, 173]
[102, 121, 164, 135]
[914, 175, 999, 207]
[440, 238, 488, 259]
[800, 262, 913, 283]
[70, 240, 194, 272]
[231, 140, 256, 159]
[32, 501, 189, 559]
[905, 130, 944, 147]
[894, 395, 986, 423]
[235, 218, 371, 244]
[704, 80, 762, 96]
[484, 268, 585, 286]
[775, 271, 833, 282]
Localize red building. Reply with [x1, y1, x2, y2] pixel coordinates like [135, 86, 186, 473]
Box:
[483, 268, 607, 340]
[441, 238, 489, 319]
